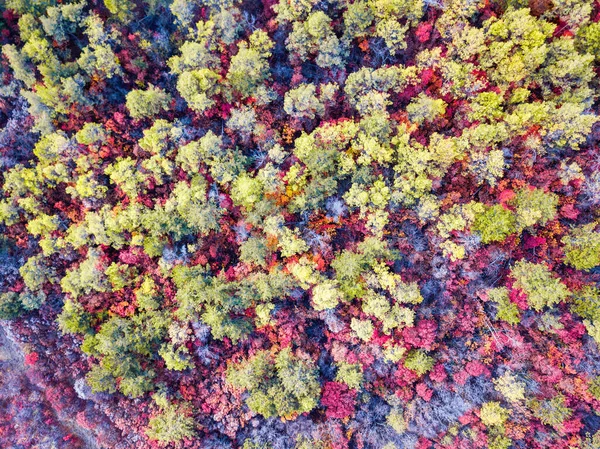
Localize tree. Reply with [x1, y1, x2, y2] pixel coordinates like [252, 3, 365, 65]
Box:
[528, 394, 572, 429]
[287, 11, 344, 69]
[146, 395, 196, 443]
[472, 204, 516, 244]
[562, 223, 600, 270]
[350, 318, 374, 342]
[226, 348, 320, 419]
[488, 287, 520, 325]
[513, 187, 558, 230]
[493, 371, 526, 403]
[406, 93, 447, 124]
[0, 292, 25, 320]
[284, 84, 324, 120]
[60, 249, 109, 299]
[125, 85, 171, 119]
[311, 281, 342, 311]
[39, 2, 85, 43]
[404, 350, 434, 376]
[335, 361, 363, 389]
[103, 0, 135, 22]
[176, 69, 221, 112]
[159, 343, 193, 371]
[480, 402, 509, 427]
[2, 44, 37, 87]
[231, 174, 264, 210]
[509, 260, 570, 311]
[227, 30, 273, 98]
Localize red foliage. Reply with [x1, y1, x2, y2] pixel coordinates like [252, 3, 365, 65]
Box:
[321, 382, 357, 419]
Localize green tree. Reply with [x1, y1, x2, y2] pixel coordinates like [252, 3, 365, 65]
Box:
[488, 287, 520, 325]
[407, 93, 447, 124]
[472, 204, 516, 244]
[226, 348, 320, 419]
[85, 364, 117, 394]
[125, 85, 171, 119]
[404, 349, 434, 376]
[57, 299, 92, 334]
[60, 249, 109, 299]
[104, 0, 135, 22]
[335, 361, 363, 389]
[284, 83, 324, 120]
[510, 260, 570, 311]
[480, 401, 509, 427]
[177, 69, 221, 112]
[513, 187, 558, 230]
[287, 11, 344, 69]
[146, 395, 196, 443]
[0, 292, 25, 320]
[528, 394, 572, 429]
[227, 31, 273, 98]
[311, 281, 342, 311]
[562, 223, 600, 270]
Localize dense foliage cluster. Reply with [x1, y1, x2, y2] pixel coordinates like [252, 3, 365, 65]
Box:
[1, 0, 600, 447]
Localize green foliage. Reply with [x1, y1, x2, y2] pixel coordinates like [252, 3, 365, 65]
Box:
[386, 407, 407, 433]
[0, 292, 25, 320]
[350, 318, 374, 342]
[510, 260, 570, 311]
[227, 30, 273, 98]
[469, 91, 504, 122]
[577, 22, 600, 61]
[103, 0, 135, 22]
[85, 364, 117, 394]
[159, 343, 193, 371]
[105, 262, 138, 291]
[284, 83, 324, 120]
[105, 157, 146, 199]
[472, 204, 516, 244]
[227, 106, 257, 135]
[60, 249, 109, 299]
[239, 237, 268, 267]
[311, 281, 342, 311]
[146, 395, 196, 443]
[528, 394, 572, 429]
[40, 2, 85, 43]
[376, 18, 408, 55]
[125, 85, 171, 119]
[231, 174, 264, 210]
[119, 373, 155, 399]
[2, 44, 36, 87]
[83, 314, 167, 396]
[287, 11, 344, 68]
[403, 349, 434, 376]
[493, 371, 526, 402]
[480, 401, 509, 427]
[335, 361, 363, 389]
[488, 287, 520, 325]
[135, 277, 161, 311]
[571, 285, 600, 345]
[226, 348, 320, 418]
[20, 254, 56, 292]
[177, 69, 221, 112]
[331, 237, 397, 300]
[480, 7, 555, 86]
[562, 223, 600, 270]
[171, 266, 257, 343]
[75, 123, 106, 145]
[588, 376, 600, 400]
[407, 93, 447, 124]
[513, 187, 558, 229]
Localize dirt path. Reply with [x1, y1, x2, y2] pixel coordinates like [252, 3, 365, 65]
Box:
[0, 322, 102, 449]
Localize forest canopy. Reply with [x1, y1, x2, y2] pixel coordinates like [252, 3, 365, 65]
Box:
[1, 0, 600, 448]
